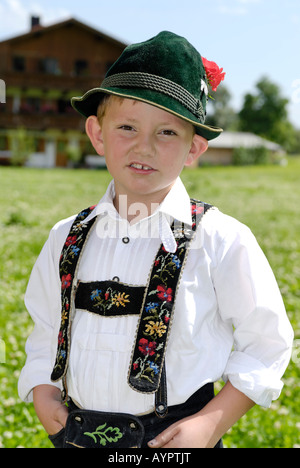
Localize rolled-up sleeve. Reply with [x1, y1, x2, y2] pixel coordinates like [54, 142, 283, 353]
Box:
[213, 219, 294, 407]
[18, 229, 64, 402]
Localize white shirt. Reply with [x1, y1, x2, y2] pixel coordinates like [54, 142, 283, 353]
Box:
[18, 178, 294, 412]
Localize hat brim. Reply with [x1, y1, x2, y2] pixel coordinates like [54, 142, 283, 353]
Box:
[71, 87, 223, 141]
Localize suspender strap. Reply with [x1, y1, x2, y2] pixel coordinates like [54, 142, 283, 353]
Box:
[154, 362, 168, 418]
[128, 200, 212, 393]
[51, 206, 97, 384]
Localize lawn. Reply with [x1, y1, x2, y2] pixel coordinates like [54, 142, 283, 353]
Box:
[0, 159, 299, 448]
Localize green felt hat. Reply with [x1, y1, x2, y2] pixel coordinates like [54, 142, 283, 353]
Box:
[71, 31, 223, 141]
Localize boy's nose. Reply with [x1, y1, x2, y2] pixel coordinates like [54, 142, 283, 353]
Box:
[133, 133, 155, 157]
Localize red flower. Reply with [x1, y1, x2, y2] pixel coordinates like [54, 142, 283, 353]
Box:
[138, 338, 156, 356]
[58, 331, 64, 345]
[157, 285, 173, 302]
[133, 362, 139, 370]
[191, 204, 204, 216]
[65, 235, 77, 246]
[61, 273, 72, 290]
[202, 57, 226, 92]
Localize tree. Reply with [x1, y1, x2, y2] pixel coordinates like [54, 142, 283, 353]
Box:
[238, 77, 294, 150]
[205, 85, 238, 130]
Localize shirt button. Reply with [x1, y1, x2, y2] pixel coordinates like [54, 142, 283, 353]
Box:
[122, 237, 130, 244]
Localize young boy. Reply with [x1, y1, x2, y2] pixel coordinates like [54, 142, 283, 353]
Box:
[18, 31, 293, 448]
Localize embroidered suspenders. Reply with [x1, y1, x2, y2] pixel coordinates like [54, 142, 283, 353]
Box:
[51, 206, 97, 386]
[128, 201, 211, 394]
[51, 200, 213, 399]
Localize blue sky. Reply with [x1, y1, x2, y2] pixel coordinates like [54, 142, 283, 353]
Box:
[0, 0, 299, 127]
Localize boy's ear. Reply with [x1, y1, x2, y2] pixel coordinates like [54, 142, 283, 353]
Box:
[85, 116, 105, 156]
[185, 134, 208, 167]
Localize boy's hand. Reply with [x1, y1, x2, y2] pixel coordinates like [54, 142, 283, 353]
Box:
[148, 414, 216, 449]
[148, 382, 255, 448]
[33, 384, 69, 435]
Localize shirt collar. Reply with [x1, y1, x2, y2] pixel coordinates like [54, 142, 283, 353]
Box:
[83, 180, 118, 224]
[158, 177, 193, 226]
[82, 178, 192, 253]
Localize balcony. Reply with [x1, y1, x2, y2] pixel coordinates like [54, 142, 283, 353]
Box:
[2, 70, 103, 94]
[0, 111, 85, 132]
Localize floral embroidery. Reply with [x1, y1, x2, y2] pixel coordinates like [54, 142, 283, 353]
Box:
[145, 320, 167, 338]
[91, 289, 102, 300]
[145, 302, 159, 312]
[65, 235, 78, 246]
[112, 292, 130, 307]
[90, 288, 130, 310]
[157, 285, 173, 302]
[84, 423, 123, 446]
[138, 338, 157, 356]
[58, 331, 64, 345]
[148, 361, 159, 375]
[61, 274, 72, 290]
[75, 281, 145, 317]
[191, 203, 205, 216]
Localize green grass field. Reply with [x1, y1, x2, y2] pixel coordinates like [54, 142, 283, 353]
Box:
[0, 159, 299, 448]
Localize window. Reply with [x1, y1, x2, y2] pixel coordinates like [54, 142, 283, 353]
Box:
[13, 56, 25, 72]
[39, 58, 60, 75]
[74, 60, 88, 76]
[21, 98, 41, 113]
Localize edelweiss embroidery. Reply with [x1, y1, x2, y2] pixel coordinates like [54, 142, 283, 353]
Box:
[84, 423, 123, 446]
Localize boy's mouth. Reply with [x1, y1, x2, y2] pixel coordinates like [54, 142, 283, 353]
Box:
[129, 163, 156, 172]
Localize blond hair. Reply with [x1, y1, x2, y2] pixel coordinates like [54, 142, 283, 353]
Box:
[97, 95, 125, 125]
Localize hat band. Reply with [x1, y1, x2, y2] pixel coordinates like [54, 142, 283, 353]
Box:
[101, 72, 205, 122]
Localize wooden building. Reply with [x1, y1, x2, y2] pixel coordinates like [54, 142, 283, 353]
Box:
[204, 131, 284, 165]
[0, 17, 127, 166]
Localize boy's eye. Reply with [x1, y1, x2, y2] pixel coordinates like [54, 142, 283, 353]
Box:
[119, 125, 136, 131]
[160, 129, 177, 136]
